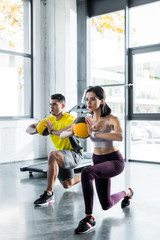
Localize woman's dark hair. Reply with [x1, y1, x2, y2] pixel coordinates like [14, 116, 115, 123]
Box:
[86, 86, 111, 117]
[51, 94, 65, 104]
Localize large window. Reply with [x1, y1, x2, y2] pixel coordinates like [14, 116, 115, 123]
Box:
[129, 1, 160, 47]
[129, 1, 160, 120]
[89, 10, 125, 155]
[129, 1, 160, 163]
[129, 47, 160, 119]
[0, 0, 32, 118]
[87, 0, 160, 163]
[90, 10, 125, 86]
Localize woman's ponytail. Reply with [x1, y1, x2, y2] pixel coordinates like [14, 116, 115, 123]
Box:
[100, 102, 111, 117]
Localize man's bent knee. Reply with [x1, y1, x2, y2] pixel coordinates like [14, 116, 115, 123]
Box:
[48, 150, 64, 166]
[61, 179, 74, 189]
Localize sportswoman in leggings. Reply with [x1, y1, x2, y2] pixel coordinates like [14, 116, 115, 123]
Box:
[74, 86, 133, 234]
[60, 86, 133, 234]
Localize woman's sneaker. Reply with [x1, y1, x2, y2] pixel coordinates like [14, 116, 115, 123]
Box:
[34, 191, 55, 206]
[121, 188, 134, 208]
[75, 216, 96, 234]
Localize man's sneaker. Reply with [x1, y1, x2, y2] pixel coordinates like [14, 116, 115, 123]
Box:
[75, 216, 96, 234]
[34, 191, 55, 206]
[121, 188, 134, 208]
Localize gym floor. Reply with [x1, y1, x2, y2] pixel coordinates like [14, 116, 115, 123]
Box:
[0, 159, 160, 240]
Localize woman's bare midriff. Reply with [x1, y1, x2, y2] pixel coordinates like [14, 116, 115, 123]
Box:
[93, 146, 118, 155]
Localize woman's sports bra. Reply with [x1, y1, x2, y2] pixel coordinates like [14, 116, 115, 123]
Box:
[90, 115, 113, 148]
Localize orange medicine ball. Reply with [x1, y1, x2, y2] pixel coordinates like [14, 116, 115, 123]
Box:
[37, 119, 50, 136]
[73, 117, 89, 138]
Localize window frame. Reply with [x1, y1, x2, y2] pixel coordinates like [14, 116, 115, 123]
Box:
[128, 44, 160, 121]
[0, 0, 33, 119]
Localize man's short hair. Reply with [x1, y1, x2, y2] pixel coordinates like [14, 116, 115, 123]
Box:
[51, 94, 65, 104]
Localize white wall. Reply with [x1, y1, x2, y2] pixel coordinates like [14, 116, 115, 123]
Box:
[0, 120, 47, 163]
[0, 0, 77, 163]
[46, 0, 77, 154]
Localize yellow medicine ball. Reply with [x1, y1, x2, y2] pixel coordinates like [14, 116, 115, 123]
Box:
[37, 119, 49, 136]
[73, 117, 89, 138]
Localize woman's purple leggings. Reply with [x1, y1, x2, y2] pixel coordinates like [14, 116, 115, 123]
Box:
[81, 150, 126, 214]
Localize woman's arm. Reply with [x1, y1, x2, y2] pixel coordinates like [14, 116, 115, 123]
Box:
[95, 116, 123, 142]
[86, 115, 123, 142]
[95, 131, 123, 141]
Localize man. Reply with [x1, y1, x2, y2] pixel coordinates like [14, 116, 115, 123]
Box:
[26, 94, 82, 206]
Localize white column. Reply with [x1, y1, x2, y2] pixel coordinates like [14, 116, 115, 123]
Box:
[46, 0, 77, 112]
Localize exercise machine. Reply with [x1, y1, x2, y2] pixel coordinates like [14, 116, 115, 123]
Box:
[20, 152, 92, 176]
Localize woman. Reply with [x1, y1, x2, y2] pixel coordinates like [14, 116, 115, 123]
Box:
[60, 86, 133, 234]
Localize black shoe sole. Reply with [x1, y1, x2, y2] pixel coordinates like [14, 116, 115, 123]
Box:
[75, 225, 96, 234]
[121, 191, 134, 208]
[34, 198, 55, 206]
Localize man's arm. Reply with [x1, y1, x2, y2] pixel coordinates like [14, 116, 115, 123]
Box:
[60, 126, 74, 139]
[45, 120, 73, 136]
[26, 123, 38, 135]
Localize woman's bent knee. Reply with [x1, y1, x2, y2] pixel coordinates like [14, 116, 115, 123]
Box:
[81, 167, 94, 181]
[101, 202, 113, 211]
